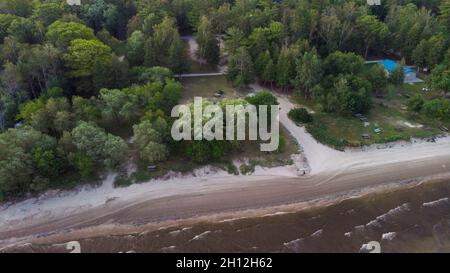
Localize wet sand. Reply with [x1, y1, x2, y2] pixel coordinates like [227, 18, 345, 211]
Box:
[3, 177, 449, 253]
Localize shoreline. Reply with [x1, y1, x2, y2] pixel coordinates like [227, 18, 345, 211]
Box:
[3, 171, 450, 250]
[1, 89, 449, 250]
[1, 134, 450, 249]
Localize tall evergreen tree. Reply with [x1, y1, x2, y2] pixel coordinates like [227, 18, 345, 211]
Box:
[294, 50, 322, 98]
[276, 48, 295, 90]
[196, 16, 220, 66]
[227, 47, 254, 87]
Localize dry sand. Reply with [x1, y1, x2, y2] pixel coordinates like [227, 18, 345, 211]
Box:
[0, 166, 298, 231]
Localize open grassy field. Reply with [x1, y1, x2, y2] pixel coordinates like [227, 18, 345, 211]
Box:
[293, 83, 449, 149]
[187, 59, 219, 74]
[180, 75, 250, 103]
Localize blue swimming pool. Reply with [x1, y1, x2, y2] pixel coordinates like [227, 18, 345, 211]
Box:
[379, 59, 413, 74]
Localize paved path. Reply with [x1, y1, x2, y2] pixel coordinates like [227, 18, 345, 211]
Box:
[176, 72, 225, 78]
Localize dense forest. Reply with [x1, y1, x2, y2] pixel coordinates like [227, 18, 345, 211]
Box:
[0, 0, 449, 201]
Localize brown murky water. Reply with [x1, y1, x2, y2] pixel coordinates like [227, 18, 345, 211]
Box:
[6, 180, 450, 253]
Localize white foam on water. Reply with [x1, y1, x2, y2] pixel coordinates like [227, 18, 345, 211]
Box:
[189, 231, 211, 242]
[423, 197, 449, 208]
[382, 232, 397, 241]
[365, 203, 410, 228]
[283, 238, 304, 252]
[310, 229, 323, 238]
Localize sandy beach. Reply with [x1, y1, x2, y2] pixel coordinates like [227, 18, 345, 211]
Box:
[12, 177, 448, 253]
[1, 87, 450, 248]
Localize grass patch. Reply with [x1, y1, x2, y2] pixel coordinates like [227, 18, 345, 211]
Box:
[211, 127, 298, 174]
[243, 126, 298, 166]
[181, 75, 248, 103]
[294, 84, 447, 149]
[306, 121, 350, 150]
[188, 59, 219, 74]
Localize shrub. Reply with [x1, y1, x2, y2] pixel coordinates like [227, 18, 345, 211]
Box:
[185, 140, 227, 163]
[422, 99, 450, 120]
[223, 162, 239, 175]
[288, 108, 313, 123]
[114, 176, 133, 188]
[239, 161, 257, 175]
[306, 122, 348, 149]
[407, 94, 424, 113]
[245, 91, 278, 106]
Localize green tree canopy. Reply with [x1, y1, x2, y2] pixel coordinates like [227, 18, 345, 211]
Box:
[46, 20, 96, 48]
[63, 39, 112, 78]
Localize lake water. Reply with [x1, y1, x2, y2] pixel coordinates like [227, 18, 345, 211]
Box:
[5, 180, 450, 253]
